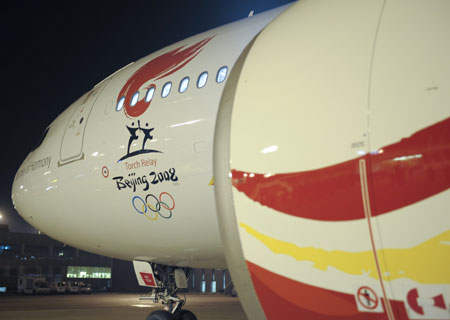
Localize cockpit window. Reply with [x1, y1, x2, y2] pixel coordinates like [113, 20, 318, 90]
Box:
[116, 97, 125, 111]
[216, 66, 228, 83]
[179, 77, 189, 93]
[31, 127, 49, 152]
[130, 92, 139, 107]
[197, 72, 208, 88]
[162, 82, 172, 98]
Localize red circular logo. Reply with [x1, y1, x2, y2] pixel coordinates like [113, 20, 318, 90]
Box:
[102, 166, 109, 178]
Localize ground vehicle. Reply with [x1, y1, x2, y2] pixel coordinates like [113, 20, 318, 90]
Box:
[79, 282, 92, 294]
[34, 281, 50, 294]
[17, 276, 46, 294]
[50, 281, 66, 294]
[65, 281, 79, 293]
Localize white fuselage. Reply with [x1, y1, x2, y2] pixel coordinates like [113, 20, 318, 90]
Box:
[11, 6, 289, 268]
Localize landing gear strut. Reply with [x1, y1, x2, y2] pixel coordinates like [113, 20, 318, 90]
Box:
[139, 264, 197, 320]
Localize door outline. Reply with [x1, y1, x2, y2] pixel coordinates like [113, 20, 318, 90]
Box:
[58, 81, 109, 166]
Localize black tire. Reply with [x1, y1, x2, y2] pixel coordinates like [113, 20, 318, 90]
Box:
[146, 310, 177, 320]
[177, 309, 197, 320]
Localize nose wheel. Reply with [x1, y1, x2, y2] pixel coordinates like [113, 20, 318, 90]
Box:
[146, 309, 197, 320]
[176, 310, 197, 320]
[146, 310, 176, 320]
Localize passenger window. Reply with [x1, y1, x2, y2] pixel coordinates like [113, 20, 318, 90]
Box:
[145, 87, 155, 102]
[216, 66, 228, 83]
[179, 77, 190, 93]
[162, 82, 172, 98]
[130, 92, 139, 107]
[197, 72, 208, 88]
[116, 96, 125, 111]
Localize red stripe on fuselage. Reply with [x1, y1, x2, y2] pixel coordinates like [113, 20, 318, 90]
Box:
[232, 117, 450, 221]
[246, 261, 410, 319]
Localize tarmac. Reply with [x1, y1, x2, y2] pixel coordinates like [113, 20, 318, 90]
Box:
[0, 293, 248, 320]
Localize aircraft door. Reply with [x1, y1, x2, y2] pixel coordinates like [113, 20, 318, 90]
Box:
[59, 81, 109, 166]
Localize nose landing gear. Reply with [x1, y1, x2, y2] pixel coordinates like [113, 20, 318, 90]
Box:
[133, 261, 198, 320]
[145, 289, 196, 320]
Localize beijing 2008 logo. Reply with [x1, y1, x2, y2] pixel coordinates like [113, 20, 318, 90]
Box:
[132, 192, 175, 221]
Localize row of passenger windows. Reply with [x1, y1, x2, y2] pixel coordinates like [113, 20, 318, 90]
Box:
[116, 66, 228, 112]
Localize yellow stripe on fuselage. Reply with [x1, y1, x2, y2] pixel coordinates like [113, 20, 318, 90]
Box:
[240, 223, 450, 284]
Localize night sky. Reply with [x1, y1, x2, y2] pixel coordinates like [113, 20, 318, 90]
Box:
[1, 1, 294, 232]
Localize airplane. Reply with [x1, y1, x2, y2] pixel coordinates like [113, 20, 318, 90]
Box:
[11, 1, 450, 319]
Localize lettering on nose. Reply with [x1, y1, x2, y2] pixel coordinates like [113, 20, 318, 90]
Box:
[15, 156, 52, 181]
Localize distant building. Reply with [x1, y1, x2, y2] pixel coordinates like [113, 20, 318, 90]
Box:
[0, 224, 234, 294]
[0, 224, 113, 292]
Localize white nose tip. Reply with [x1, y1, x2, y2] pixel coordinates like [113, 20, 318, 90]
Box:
[12, 163, 33, 222]
[11, 152, 53, 228]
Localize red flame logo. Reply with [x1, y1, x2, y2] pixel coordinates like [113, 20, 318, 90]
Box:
[118, 36, 214, 118]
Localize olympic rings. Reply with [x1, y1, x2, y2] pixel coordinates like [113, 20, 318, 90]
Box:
[132, 195, 158, 220]
[159, 192, 175, 210]
[132, 192, 175, 221]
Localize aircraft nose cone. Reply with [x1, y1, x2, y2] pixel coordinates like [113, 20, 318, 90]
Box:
[12, 163, 33, 223]
[11, 153, 54, 230]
